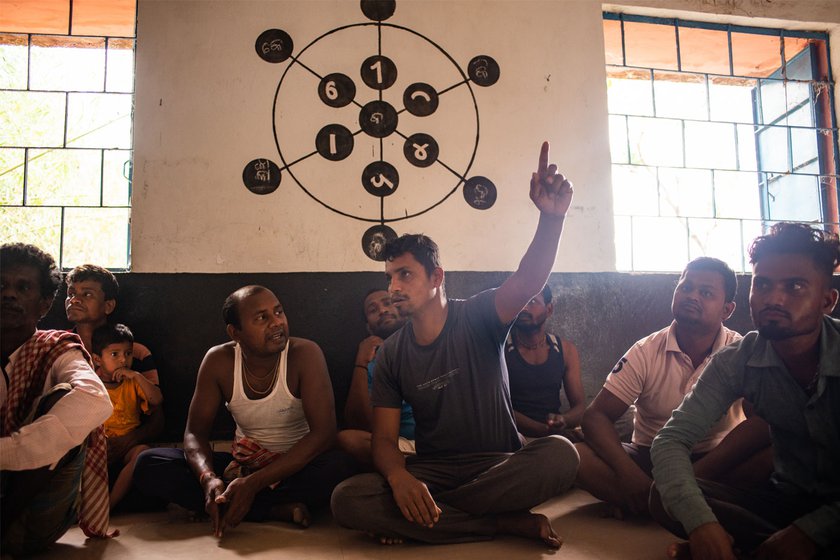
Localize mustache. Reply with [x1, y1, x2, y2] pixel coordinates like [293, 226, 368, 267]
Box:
[758, 306, 791, 319]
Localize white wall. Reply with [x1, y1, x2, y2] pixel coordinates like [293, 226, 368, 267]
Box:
[131, 0, 839, 273]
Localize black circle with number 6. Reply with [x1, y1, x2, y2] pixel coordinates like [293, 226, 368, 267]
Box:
[318, 73, 356, 107]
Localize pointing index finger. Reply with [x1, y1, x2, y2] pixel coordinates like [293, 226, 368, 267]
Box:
[538, 141, 550, 176]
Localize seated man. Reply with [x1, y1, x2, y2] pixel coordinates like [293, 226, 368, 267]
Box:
[65, 264, 164, 463]
[134, 285, 356, 537]
[651, 223, 840, 559]
[1, 243, 114, 556]
[576, 257, 771, 517]
[331, 142, 579, 547]
[505, 284, 585, 440]
[339, 288, 414, 466]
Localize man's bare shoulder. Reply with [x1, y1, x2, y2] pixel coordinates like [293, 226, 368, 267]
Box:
[287, 337, 325, 361]
[200, 342, 236, 375]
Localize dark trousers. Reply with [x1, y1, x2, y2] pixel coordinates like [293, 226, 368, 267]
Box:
[1, 387, 85, 556]
[331, 436, 579, 544]
[650, 479, 837, 556]
[133, 447, 357, 521]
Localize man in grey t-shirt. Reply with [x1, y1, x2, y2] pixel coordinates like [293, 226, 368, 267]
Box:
[331, 142, 580, 547]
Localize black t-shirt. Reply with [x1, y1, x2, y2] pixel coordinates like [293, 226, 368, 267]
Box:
[372, 289, 521, 456]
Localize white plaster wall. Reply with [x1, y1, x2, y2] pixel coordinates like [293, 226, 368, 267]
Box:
[131, 0, 839, 273]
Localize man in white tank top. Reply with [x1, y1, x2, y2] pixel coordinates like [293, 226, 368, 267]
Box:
[134, 286, 356, 537]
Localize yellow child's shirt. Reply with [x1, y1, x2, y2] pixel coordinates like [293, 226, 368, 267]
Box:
[104, 377, 151, 437]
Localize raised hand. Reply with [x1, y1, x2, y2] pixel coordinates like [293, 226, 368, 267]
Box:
[530, 141, 573, 218]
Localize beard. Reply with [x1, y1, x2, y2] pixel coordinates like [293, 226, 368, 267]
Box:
[757, 323, 795, 340]
[513, 317, 544, 334]
[372, 316, 406, 339]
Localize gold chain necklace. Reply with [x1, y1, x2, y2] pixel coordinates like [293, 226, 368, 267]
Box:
[516, 333, 547, 350]
[241, 350, 281, 396]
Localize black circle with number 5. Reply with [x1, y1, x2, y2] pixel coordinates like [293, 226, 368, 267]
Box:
[362, 161, 399, 197]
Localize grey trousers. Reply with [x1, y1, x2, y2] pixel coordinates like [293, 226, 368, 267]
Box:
[331, 435, 579, 544]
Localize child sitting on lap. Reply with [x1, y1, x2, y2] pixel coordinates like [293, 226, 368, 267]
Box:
[91, 323, 163, 509]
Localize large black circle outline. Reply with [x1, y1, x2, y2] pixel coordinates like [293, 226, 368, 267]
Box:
[272, 21, 480, 223]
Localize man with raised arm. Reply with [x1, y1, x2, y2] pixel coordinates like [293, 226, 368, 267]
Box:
[134, 286, 356, 537]
[331, 142, 580, 547]
[576, 257, 771, 518]
[651, 223, 840, 559]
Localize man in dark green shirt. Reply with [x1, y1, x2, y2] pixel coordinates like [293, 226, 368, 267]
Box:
[651, 222, 840, 560]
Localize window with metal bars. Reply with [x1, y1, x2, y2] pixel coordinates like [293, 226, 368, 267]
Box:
[604, 12, 839, 272]
[0, 0, 136, 270]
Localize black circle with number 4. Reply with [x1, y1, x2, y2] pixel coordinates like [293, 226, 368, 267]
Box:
[316, 124, 354, 161]
[318, 73, 356, 107]
[403, 133, 439, 168]
[360, 55, 397, 90]
[255, 29, 294, 63]
[362, 161, 399, 197]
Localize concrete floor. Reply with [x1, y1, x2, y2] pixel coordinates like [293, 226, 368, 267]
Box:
[26, 489, 676, 559]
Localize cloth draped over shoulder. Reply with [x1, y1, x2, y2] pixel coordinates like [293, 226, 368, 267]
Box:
[0, 330, 116, 538]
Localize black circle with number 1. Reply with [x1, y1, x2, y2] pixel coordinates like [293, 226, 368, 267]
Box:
[318, 73, 356, 107]
[361, 55, 397, 90]
[316, 124, 354, 161]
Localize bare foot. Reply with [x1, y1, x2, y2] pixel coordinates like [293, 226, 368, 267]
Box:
[667, 541, 690, 559]
[497, 512, 563, 548]
[269, 502, 310, 528]
[366, 531, 404, 545]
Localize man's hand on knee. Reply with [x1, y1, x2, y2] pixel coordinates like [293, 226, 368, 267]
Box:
[387, 470, 441, 528]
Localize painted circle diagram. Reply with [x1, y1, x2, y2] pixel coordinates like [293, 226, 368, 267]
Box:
[244, 0, 500, 260]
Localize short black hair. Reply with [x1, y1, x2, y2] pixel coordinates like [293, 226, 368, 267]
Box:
[382, 234, 441, 277]
[749, 222, 840, 280]
[0, 243, 62, 301]
[683, 256, 738, 302]
[222, 285, 269, 329]
[66, 264, 119, 301]
[91, 323, 134, 356]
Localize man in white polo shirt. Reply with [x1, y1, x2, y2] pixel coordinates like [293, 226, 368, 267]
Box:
[575, 257, 771, 518]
